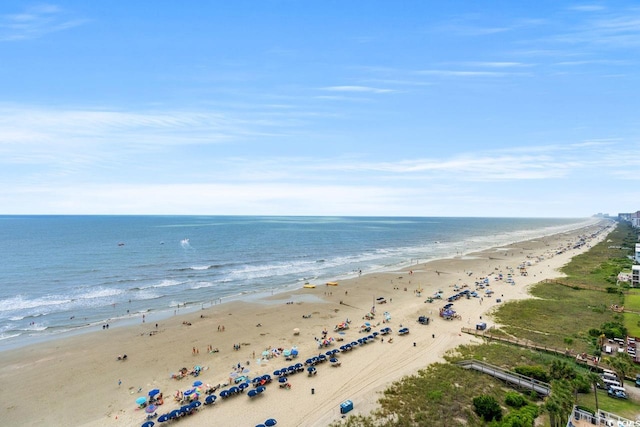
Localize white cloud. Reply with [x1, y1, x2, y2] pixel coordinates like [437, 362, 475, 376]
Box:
[321, 85, 395, 94]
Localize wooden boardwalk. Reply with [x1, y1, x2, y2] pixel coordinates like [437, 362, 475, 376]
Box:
[460, 327, 613, 372]
[456, 360, 551, 396]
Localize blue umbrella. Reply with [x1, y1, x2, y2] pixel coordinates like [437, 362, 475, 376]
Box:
[180, 405, 192, 413]
[190, 400, 202, 408]
[265, 419, 278, 426]
[141, 421, 155, 427]
[256, 424, 266, 427]
[291, 348, 298, 356]
[135, 396, 147, 405]
[157, 414, 170, 423]
[183, 388, 195, 396]
[273, 369, 281, 376]
[220, 390, 230, 398]
[256, 386, 266, 393]
[305, 358, 313, 365]
[148, 389, 160, 398]
[205, 394, 217, 405]
[193, 380, 203, 387]
[278, 376, 288, 383]
[230, 386, 239, 394]
[252, 377, 262, 384]
[248, 389, 258, 398]
[330, 358, 338, 363]
[325, 351, 333, 356]
[170, 409, 181, 419]
[238, 382, 249, 390]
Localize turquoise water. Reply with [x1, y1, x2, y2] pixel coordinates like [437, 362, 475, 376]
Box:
[0, 215, 598, 350]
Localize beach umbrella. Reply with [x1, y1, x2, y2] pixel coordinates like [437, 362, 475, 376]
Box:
[190, 400, 202, 408]
[273, 369, 281, 376]
[157, 414, 170, 423]
[169, 409, 181, 419]
[283, 349, 291, 357]
[265, 419, 278, 426]
[305, 358, 313, 365]
[135, 396, 147, 406]
[238, 381, 249, 391]
[248, 389, 258, 398]
[256, 424, 266, 427]
[252, 377, 262, 384]
[262, 374, 271, 381]
[220, 390, 230, 398]
[183, 388, 195, 396]
[180, 405, 192, 414]
[291, 348, 299, 356]
[325, 351, 333, 356]
[205, 394, 217, 405]
[145, 404, 158, 414]
[141, 422, 155, 427]
[278, 376, 288, 383]
[148, 388, 160, 398]
[256, 386, 266, 393]
[330, 358, 338, 363]
[230, 386, 240, 394]
[193, 380, 203, 387]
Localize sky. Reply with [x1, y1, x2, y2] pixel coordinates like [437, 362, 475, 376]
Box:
[0, 1, 638, 217]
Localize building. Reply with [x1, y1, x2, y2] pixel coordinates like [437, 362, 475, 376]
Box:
[631, 265, 640, 287]
[567, 406, 635, 427]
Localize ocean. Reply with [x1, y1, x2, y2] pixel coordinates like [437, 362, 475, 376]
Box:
[0, 215, 601, 351]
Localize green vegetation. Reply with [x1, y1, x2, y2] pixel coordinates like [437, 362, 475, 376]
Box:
[330, 222, 640, 426]
[473, 395, 503, 421]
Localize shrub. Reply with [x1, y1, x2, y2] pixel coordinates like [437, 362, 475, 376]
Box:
[473, 395, 503, 422]
[514, 365, 550, 383]
[504, 392, 527, 408]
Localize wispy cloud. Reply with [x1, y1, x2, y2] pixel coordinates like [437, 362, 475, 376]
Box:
[568, 5, 606, 12]
[0, 4, 85, 41]
[321, 85, 395, 94]
[415, 69, 516, 78]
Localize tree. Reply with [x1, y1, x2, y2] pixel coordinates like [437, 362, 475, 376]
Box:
[585, 372, 602, 418]
[605, 353, 633, 386]
[472, 395, 503, 422]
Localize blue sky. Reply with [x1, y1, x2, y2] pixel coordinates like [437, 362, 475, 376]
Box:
[0, 1, 638, 217]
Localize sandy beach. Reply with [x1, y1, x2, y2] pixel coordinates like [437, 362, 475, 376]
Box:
[0, 220, 613, 427]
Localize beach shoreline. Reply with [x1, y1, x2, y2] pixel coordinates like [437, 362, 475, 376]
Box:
[0, 219, 613, 426]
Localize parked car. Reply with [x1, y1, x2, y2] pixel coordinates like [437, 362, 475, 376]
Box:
[607, 386, 627, 399]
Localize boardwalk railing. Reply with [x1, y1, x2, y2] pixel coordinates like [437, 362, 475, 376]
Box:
[457, 359, 551, 396]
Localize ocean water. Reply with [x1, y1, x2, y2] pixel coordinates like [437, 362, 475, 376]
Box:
[0, 215, 602, 350]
